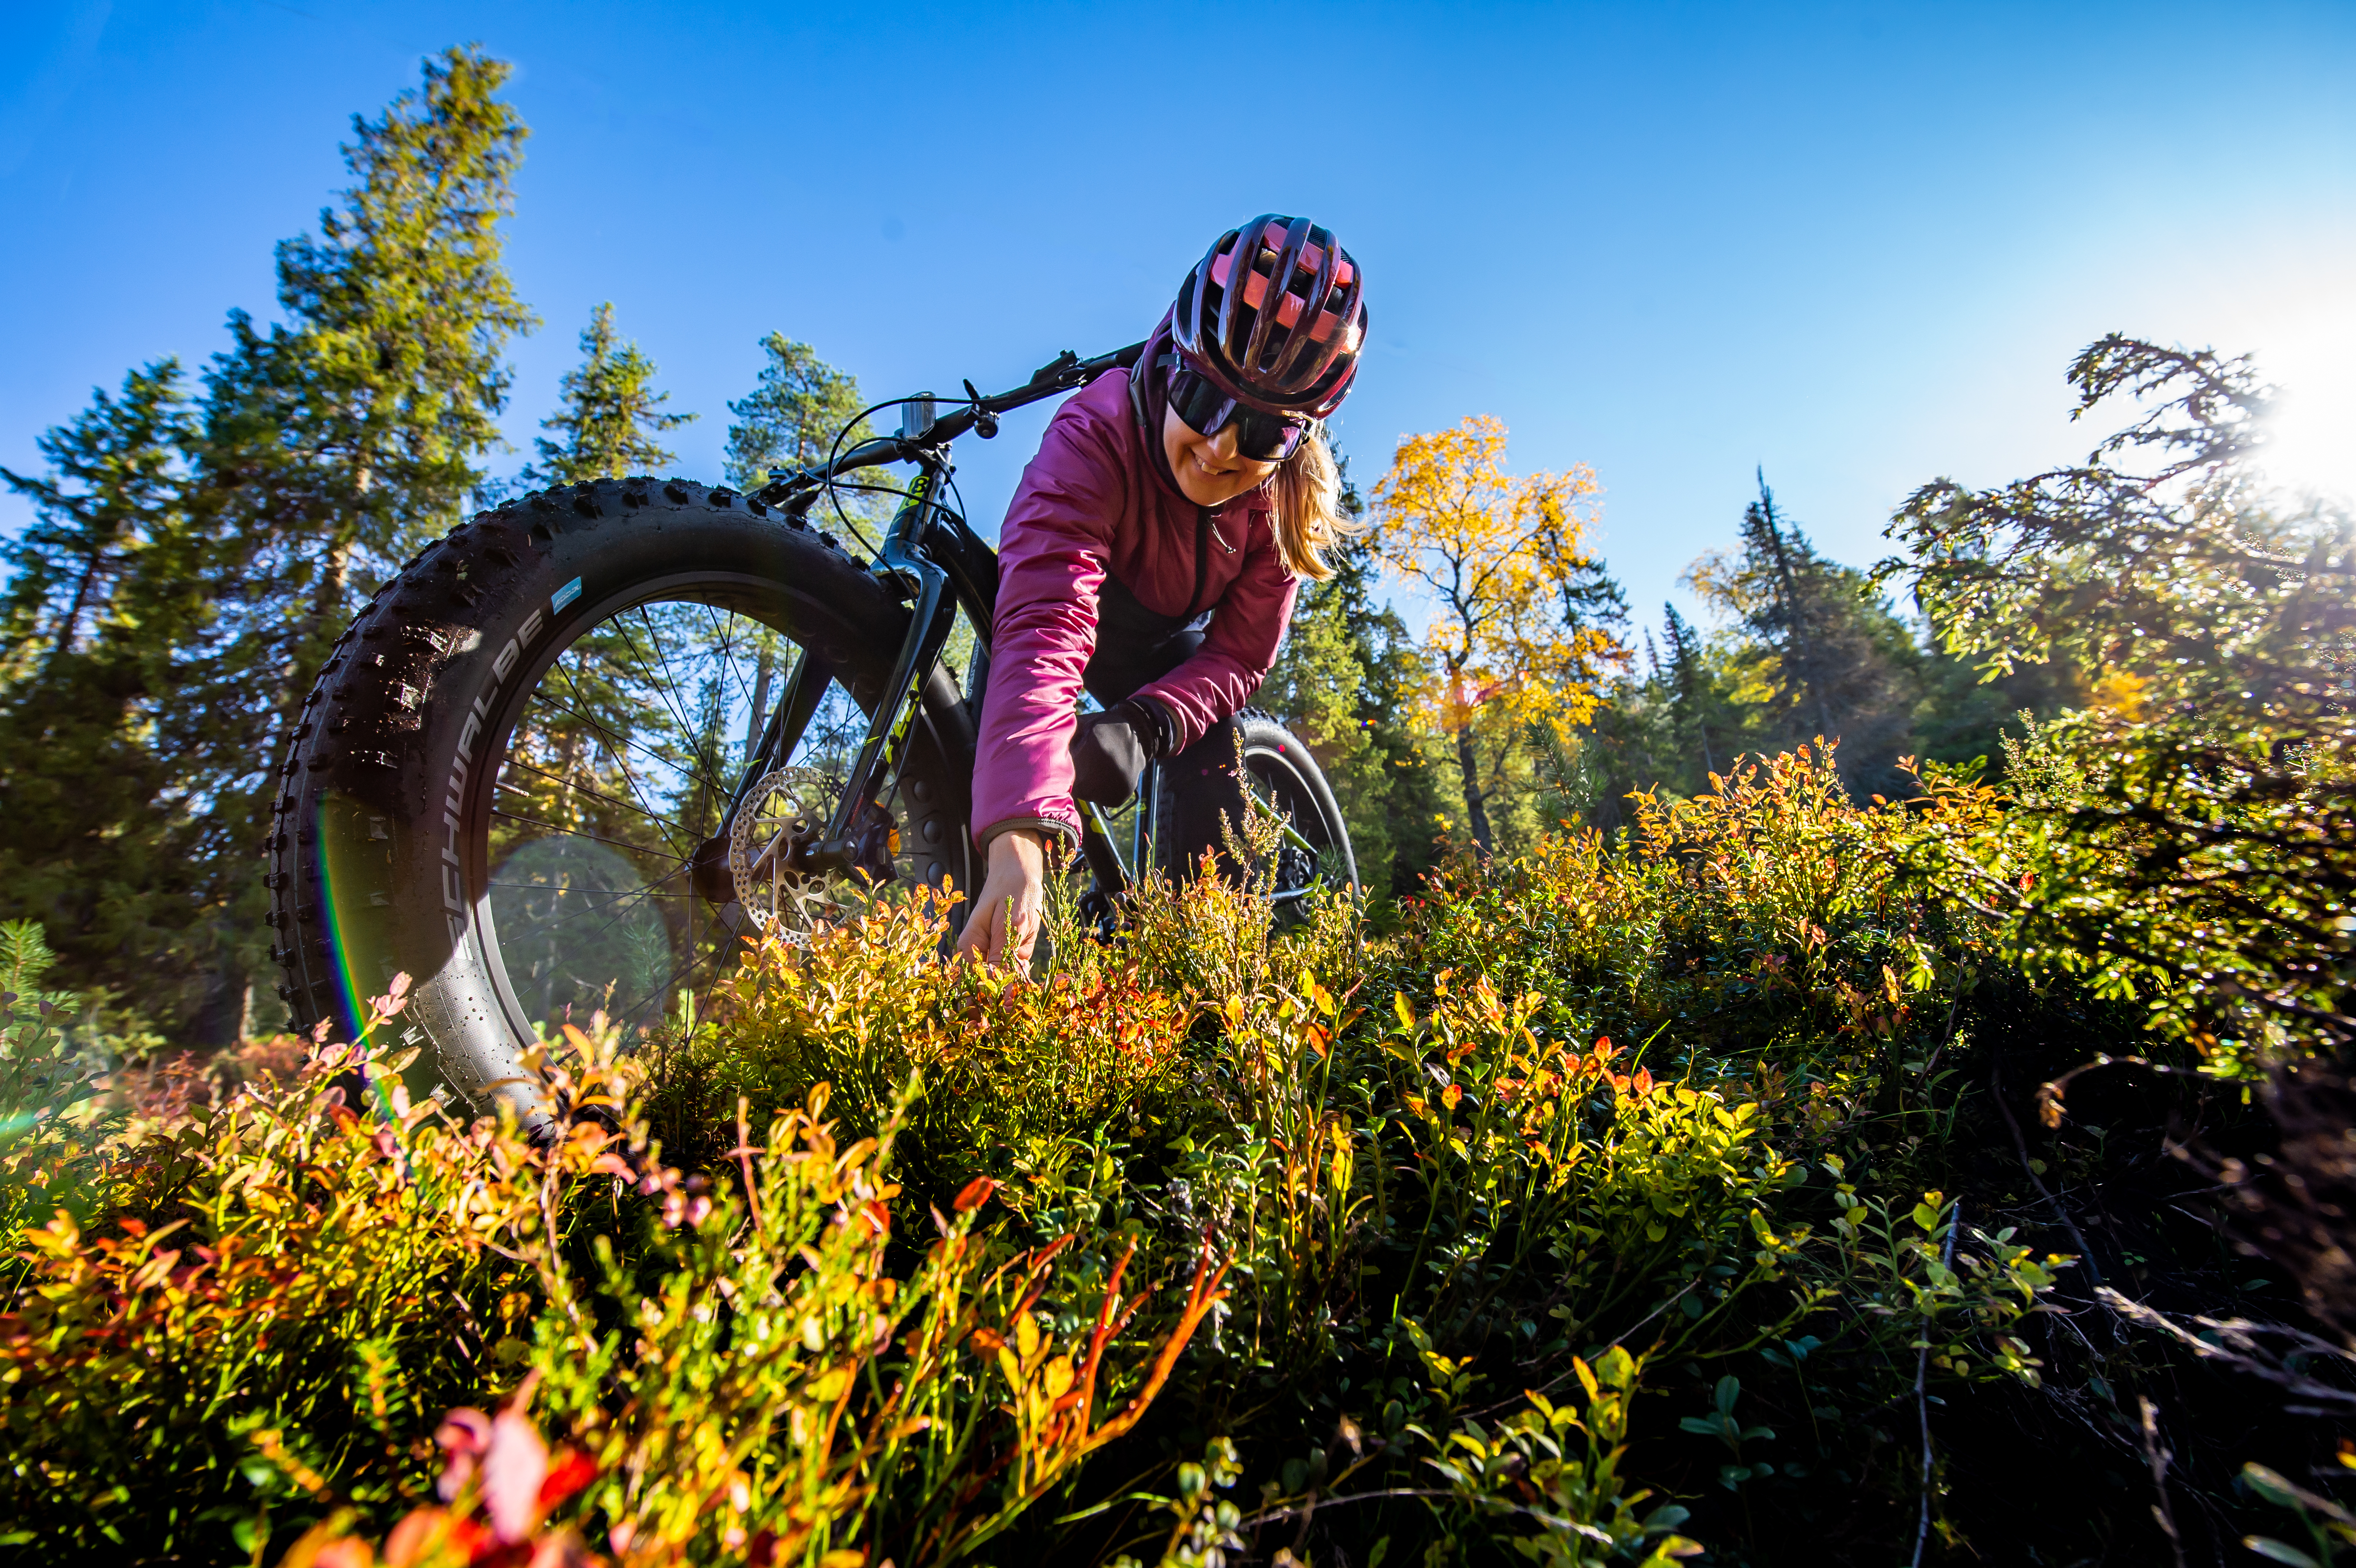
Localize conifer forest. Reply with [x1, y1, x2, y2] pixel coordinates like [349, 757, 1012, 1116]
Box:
[2, 42, 2351, 1568]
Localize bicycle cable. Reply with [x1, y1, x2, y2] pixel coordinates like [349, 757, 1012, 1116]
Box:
[813, 392, 963, 557]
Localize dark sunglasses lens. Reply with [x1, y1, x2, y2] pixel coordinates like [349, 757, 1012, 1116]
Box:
[1168, 366, 1306, 460]
[1168, 370, 1229, 436]
[1237, 412, 1308, 461]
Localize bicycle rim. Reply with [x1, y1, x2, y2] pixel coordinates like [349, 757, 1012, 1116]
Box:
[478, 577, 924, 1043]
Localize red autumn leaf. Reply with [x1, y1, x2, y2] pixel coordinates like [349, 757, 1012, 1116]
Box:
[537, 1446, 596, 1511]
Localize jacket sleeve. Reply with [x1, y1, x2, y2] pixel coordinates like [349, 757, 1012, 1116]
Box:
[969, 406, 1123, 849]
[1134, 508, 1298, 750]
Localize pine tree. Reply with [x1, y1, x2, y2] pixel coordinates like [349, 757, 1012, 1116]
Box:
[723, 332, 873, 489]
[1688, 473, 1921, 796]
[527, 302, 693, 485]
[0, 363, 222, 1025]
[0, 47, 535, 1041]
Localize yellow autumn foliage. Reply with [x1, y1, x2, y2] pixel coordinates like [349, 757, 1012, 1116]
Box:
[1371, 415, 1624, 845]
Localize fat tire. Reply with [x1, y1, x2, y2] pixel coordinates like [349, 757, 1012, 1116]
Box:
[262, 478, 976, 1113]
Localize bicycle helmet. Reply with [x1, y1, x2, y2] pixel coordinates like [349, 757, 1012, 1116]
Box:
[1171, 214, 1366, 419]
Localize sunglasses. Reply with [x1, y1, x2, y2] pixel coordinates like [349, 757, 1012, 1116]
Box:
[1166, 365, 1311, 462]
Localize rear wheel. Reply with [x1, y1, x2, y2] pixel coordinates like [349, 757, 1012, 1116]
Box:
[1232, 709, 1357, 921]
[263, 479, 976, 1114]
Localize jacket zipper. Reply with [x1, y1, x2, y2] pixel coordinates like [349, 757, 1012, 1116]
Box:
[1186, 506, 1212, 619]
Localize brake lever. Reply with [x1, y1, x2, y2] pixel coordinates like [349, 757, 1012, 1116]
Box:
[964, 379, 998, 439]
[1027, 348, 1079, 387]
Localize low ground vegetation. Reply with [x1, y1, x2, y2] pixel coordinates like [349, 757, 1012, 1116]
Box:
[4, 736, 2347, 1566]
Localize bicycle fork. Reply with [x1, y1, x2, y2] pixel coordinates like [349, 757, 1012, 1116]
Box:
[707, 458, 965, 895]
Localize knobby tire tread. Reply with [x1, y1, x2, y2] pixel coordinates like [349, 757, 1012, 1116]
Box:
[262, 477, 976, 1112]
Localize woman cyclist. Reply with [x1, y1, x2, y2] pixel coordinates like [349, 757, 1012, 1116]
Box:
[954, 214, 1368, 967]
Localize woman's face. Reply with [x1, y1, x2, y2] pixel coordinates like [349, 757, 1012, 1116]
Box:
[1163, 404, 1280, 508]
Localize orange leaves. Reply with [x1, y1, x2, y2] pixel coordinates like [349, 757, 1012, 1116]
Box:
[918, 1230, 1231, 1563]
[983, 1231, 1231, 1488]
[1558, 1034, 1653, 1101]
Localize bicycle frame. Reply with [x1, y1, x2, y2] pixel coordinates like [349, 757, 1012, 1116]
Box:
[734, 341, 1147, 891]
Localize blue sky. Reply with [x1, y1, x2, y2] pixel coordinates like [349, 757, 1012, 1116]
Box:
[5, 0, 2352, 640]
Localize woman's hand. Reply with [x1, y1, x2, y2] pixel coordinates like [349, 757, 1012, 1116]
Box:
[953, 828, 1047, 969]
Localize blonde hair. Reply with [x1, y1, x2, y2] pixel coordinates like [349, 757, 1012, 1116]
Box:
[1269, 423, 1359, 580]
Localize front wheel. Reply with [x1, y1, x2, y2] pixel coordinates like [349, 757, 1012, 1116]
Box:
[263, 478, 977, 1114]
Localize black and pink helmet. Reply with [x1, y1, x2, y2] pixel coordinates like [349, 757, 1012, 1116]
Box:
[1171, 215, 1367, 420]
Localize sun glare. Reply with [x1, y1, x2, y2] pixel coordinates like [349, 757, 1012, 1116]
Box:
[2250, 303, 2356, 507]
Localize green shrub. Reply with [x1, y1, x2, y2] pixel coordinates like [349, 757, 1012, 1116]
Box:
[0, 751, 2161, 1565]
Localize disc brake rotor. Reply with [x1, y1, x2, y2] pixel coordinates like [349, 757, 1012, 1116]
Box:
[727, 766, 840, 941]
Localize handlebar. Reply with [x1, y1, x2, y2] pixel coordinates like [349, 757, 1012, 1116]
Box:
[767, 339, 1149, 494]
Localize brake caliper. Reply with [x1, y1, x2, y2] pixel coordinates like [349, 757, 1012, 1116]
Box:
[847, 800, 902, 884]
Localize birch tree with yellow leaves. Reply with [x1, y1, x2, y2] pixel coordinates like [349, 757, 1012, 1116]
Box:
[1371, 415, 1625, 851]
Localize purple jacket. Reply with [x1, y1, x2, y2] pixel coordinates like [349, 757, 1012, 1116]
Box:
[971, 355, 1297, 848]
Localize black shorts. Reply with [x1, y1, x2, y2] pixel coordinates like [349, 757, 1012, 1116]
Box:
[1081, 575, 1248, 880]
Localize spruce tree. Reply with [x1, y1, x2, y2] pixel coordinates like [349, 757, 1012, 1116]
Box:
[0, 363, 222, 1026]
[528, 302, 694, 485]
[1659, 601, 1721, 779]
[0, 47, 535, 1040]
[1, 363, 197, 671]
[1260, 459, 1451, 900]
[182, 45, 534, 1040]
[723, 332, 873, 489]
[1690, 473, 1922, 796]
[719, 334, 877, 764]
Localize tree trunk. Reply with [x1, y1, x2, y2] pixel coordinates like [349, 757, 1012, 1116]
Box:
[1451, 720, 1494, 853]
[744, 642, 774, 764]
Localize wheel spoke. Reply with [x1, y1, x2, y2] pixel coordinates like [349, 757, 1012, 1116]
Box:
[525, 675, 732, 809]
[529, 665, 703, 849]
[622, 605, 733, 798]
[497, 762, 693, 855]
[488, 808, 689, 863]
[474, 587, 956, 1045]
